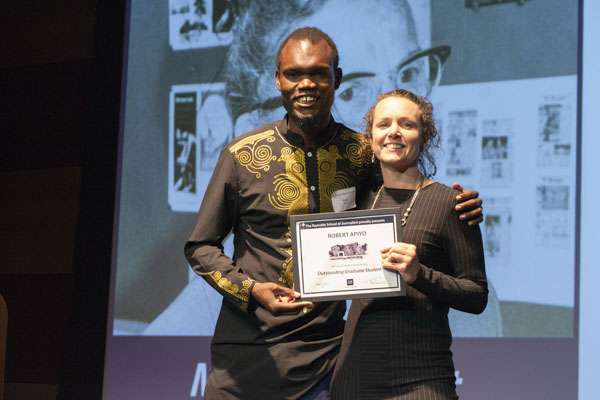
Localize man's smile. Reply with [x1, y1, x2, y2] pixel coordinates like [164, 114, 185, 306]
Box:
[295, 95, 318, 105]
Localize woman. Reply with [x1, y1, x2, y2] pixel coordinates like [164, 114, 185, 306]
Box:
[330, 90, 488, 400]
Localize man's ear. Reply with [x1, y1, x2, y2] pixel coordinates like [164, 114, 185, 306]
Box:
[275, 69, 282, 91]
[334, 67, 343, 90]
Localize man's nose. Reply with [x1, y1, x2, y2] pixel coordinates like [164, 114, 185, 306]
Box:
[298, 77, 317, 88]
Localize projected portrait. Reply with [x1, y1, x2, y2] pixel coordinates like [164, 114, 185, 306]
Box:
[144, 0, 501, 339]
[226, 0, 443, 136]
[114, 0, 576, 344]
[168, 0, 234, 49]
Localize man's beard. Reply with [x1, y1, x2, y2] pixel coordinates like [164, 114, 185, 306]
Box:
[290, 113, 320, 131]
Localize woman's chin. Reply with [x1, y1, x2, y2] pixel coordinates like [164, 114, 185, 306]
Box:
[379, 158, 417, 172]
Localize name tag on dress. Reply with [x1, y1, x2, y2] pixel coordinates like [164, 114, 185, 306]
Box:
[331, 187, 356, 212]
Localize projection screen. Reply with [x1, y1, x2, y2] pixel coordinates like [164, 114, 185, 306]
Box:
[103, 1, 595, 398]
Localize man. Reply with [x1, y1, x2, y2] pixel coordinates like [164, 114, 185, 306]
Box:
[185, 27, 482, 399]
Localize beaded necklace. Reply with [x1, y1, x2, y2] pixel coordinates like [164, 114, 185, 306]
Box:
[370, 174, 424, 227]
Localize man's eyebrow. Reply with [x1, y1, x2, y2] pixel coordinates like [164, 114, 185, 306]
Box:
[284, 66, 332, 74]
[341, 72, 376, 82]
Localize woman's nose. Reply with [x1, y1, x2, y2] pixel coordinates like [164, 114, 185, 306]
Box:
[388, 124, 401, 137]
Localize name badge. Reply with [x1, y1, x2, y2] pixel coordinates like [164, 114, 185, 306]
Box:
[331, 187, 356, 212]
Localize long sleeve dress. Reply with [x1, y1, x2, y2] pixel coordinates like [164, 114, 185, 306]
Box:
[330, 182, 488, 400]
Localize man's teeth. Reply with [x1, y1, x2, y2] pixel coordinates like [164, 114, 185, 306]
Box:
[385, 144, 404, 149]
[297, 96, 317, 103]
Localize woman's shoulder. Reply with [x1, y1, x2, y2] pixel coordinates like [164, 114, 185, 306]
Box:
[420, 181, 460, 211]
[422, 181, 459, 198]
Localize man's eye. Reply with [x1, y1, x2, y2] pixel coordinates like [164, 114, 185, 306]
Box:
[338, 87, 354, 102]
[315, 70, 329, 78]
[399, 67, 420, 83]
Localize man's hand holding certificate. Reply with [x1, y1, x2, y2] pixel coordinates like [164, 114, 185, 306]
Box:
[291, 208, 406, 301]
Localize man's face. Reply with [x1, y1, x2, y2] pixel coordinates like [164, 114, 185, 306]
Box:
[275, 39, 341, 133]
[301, 0, 422, 130]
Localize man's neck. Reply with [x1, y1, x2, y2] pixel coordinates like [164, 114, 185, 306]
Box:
[287, 115, 332, 149]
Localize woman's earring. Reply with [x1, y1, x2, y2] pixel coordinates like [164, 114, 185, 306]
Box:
[371, 153, 375, 163]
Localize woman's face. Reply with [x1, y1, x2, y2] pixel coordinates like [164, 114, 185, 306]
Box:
[370, 96, 424, 172]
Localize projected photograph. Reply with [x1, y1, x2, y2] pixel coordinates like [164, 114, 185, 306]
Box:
[105, 0, 580, 398]
[482, 197, 512, 264]
[168, 83, 230, 212]
[116, 0, 577, 338]
[169, 0, 233, 50]
[538, 97, 573, 168]
[536, 183, 570, 248]
[445, 110, 477, 179]
[169, 87, 199, 211]
[481, 119, 512, 187]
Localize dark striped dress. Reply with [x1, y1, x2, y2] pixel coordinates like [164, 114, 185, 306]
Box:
[330, 182, 488, 400]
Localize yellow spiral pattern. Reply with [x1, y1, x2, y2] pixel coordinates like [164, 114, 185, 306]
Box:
[291, 162, 304, 174]
[229, 130, 277, 178]
[341, 130, 370, 172]
[344, 142, 368, 170]
[317, 145, 345, 213]
[326, 174, 350, 198]
[269, 147, 308, 218]
[236, 150, 252, 167]
[254, 144, 274, 165]
[271, 175, 301, 209]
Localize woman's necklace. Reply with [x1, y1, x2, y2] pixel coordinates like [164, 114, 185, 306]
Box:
[370, 174, 425, 226]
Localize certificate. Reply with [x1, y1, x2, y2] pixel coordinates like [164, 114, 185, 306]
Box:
[291, 208, 406, 301]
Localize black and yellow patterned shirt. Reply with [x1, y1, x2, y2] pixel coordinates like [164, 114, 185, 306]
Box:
[184, 117, 373, 399]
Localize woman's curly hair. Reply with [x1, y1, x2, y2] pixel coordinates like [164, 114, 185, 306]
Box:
[362, 89, 440, 178]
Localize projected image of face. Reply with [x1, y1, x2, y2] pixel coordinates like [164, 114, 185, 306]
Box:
[231, 0, 445, 135]
[302, 0, 431, 129]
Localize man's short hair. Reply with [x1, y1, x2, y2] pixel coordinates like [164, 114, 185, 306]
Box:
[276, 27, 340, 71]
